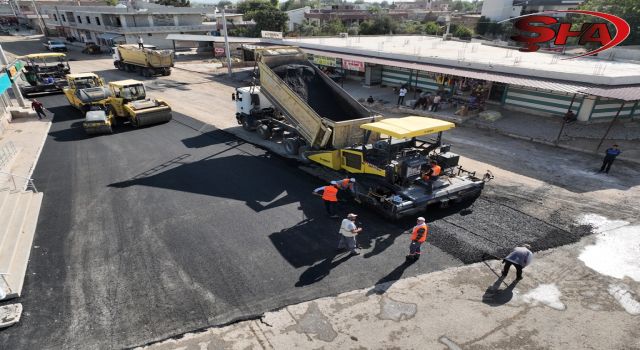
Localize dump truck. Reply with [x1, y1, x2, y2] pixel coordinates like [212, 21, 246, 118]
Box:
[235, 47, 491, 219]
[16, 53, 70, 96]
[107, 79, 172, 127]
[113, 44, 173, 77]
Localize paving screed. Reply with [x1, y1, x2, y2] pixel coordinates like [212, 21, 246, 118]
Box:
[0, 93, 593, 349]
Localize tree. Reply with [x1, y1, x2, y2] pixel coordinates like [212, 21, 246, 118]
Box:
[380, 1, 389, 8]
[579, 0, 640, 45]
[454, 25, 473, 39]
[156, 0, 191, 7]
[104, 0, 118, 5]
[358, 15, 397, 35]
[217, 0, 233, 9]
[423, 21, 439, 35]
[238, 0, 288, 36]
[451, 0, 464, 12]
[320, 19, 346, 35]
[476, 15, 489, 35]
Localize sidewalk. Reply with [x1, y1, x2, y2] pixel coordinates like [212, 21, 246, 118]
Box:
[342, 80, 640, 164]
[142, 214, 640, 350]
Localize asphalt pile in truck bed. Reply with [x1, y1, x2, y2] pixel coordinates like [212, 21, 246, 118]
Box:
[272, 63, 368, 122]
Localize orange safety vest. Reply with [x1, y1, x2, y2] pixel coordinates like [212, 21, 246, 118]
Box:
[339, 178, 352, 190]
[410, 223, 428, 243]
[423, 164, 442, 181]
[322, 185, 338, 202]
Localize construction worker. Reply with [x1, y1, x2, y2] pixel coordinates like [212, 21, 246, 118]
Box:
[502, 244, 533, 280]
[337, 213, 362, 255]
[313, 181, 339, 218]
[599, 144, 621, 174]
[421, 160, 442, 185]
[406, 217, 428, 260]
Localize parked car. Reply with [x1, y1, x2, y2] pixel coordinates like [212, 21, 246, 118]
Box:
[44, 40, 68, 52]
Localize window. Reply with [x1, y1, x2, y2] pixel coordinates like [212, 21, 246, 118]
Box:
[53, 14, 57, 21]
[86, 16, 91, 24]
[96, 17, 100, 25]
[61, 14, 66, 22]
[77, 16, 82, 23]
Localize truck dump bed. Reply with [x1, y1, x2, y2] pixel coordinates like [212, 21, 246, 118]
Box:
[258, 47, 379, 149]
[117, 45, 174, 68]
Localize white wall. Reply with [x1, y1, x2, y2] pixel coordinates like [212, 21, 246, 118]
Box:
[481, 0, 514, 21]
[287, 6, 310, 32]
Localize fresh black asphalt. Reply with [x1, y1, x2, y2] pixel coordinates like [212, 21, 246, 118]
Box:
[0, 94, 593, 349]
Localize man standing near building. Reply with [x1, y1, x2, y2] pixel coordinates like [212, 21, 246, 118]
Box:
[337, 213, 362, 256]
[431, 94, 442, 112]
[31, 99, 46, 119]
[313, 181, 340, 218]
[406, 217, 428, 261]
[599, 144, 621, 174]
[502, 244, 533, 280]
[137, 36, 144, 49]
[397, 85, 407, 106]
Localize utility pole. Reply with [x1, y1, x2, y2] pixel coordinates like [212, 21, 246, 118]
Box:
[222, 9, 232, 77]
[30, 0, 49, 36]
[0, 45, 27, 108]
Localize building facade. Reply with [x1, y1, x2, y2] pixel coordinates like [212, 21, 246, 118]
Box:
[305, 6, 409, 27]
[286, 6, 310, 32]
[481, 0, 584, 21]
[40, 1, 215, 49]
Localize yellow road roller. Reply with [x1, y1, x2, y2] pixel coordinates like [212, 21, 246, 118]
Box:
[107, 79, 172, 127]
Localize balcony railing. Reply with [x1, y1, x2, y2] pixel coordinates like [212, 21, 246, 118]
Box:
[102, 24, 216, 34]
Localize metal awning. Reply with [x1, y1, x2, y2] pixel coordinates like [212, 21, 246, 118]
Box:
[303, 48, 590, 94]
[98, 33, 123, 40]
[165, 34, 261, 43]
[577, 86, 640, 102]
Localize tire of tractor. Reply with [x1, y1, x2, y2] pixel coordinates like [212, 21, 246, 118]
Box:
[298, 144, 311, 162]
[162, 69, 171, 76]
[130, 117, 139, 128]
[284, 138, 300, 155]
[257, 124, 272, 140]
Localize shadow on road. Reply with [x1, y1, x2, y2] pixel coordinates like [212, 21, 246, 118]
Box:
[181, 129, 238, 148]
[365, 259, 417, 295]
[481, 277, 520, 306]
[295, 252, 355, 287]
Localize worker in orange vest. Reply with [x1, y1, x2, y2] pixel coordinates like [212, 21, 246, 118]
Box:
[335, 178, 356, 193]
[313, 181, 340, 218]
[406, 217, 428, 260]
[421, 160, 442, 181]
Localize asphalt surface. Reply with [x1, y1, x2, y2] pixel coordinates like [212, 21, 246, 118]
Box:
[0, 92, 596, 349]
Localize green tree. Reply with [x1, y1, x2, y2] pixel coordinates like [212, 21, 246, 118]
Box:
[452, 0, 464, 12]
[423, 21, 439, 35]
[320, 19, 346, 35]
[217, 0, 233, 9]
[476, 15, 489, 35]
[156, 0, 191, 7]
[105, 0, 118, 5]
[358, 15, 397, 35]
[237, 0, 288, 36]
[454, 25, 473, 39]
[579, 0, 640, 45]
[380, 1, 389, 8]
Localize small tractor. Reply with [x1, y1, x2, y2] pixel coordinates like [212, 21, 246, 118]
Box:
[106, 79, 172, 127]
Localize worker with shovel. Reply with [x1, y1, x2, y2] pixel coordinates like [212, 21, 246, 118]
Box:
[313, 181, 340, 218]
[406, 217, 429, 261]
[502, 244, 533, 280]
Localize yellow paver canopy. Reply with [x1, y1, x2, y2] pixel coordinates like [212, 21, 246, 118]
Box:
[20, 53, 67, 60]
[360, 116, 455, 139]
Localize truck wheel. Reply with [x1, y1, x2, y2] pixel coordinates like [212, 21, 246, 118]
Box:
[284, 138, 300, 155]
[257, 124, 272, 140]
[162, 69, 171, 76]
[241, 117, 255, 131]
[298, 144, 310, 162]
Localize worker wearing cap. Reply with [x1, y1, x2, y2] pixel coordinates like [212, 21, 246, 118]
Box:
[599, 144, 621, 174]
[313, 181, 340, 218]
[407, 217, 428, 260]
[337, 213, 362, 255]
[502, 244, 533, 280]
[335, 178, 356, 193]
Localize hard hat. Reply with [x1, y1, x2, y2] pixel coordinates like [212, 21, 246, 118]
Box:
[350, 178, 356, 182]
[330, 181, 337, 185]
[417, 217, 426, 221]
[347, 213, 358, 218]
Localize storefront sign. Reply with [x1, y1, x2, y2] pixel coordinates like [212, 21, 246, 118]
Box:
[214, 47, 225, 57]
[0, 73, 11, 94]
[6, 60, 24, 80]
[313, 55, 337, 67]
[261, 31, 283, 39]
[342, 59, 364, 72]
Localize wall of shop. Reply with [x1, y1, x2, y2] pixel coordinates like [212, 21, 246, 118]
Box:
[504, 86, 583, 116]
[589, 97, 639, 119]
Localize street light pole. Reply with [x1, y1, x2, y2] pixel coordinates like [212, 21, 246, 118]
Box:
[222, 9, 232, 77]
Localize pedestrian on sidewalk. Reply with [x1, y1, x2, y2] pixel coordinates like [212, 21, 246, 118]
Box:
[502, 244, 533, 280]
[313, 181, 340, 218]
[31, 99, 46, 119]
[431, 94, 442, 112]
[599, 144, 621, 174]
[397, 85, 407, 107]
[337, 213, 362, 255]
[406, 217, 428, 261]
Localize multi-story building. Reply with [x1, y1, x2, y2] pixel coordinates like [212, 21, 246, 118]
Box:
[40, 1, 216, 49]
[286, 6, 310, 32]
[481, 0, 584, 21]
[305, 5, 409, 28]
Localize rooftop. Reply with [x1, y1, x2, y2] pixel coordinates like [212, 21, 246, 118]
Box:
[275, 35, 640, 86]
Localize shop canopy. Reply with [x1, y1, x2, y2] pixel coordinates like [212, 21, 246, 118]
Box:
[361, 116, 455, 139]
[302, 48, 640, 102]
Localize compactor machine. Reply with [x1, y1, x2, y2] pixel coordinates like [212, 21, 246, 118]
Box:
[107, 79, 172, 127]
